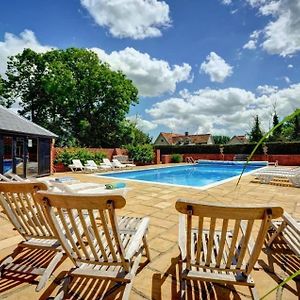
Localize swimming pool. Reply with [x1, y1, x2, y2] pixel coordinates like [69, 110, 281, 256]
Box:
[99, 161, 266, 188]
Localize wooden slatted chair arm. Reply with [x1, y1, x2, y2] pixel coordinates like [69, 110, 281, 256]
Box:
[125, 217, 150, 260]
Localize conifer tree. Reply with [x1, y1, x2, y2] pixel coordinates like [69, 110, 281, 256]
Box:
[249, 115, 263, 142]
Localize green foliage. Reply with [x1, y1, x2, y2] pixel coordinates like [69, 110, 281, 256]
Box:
[236, 109, 300, 186]
[120, 120, 152, 146]
[156, 141, 300, 155]
[126, 144, 154, 163]
[269, 112, 282, 141]
[3, 48, 138, 147]
[171, 154, 182, 163]
[248, 115, 263, 142]
[213, 135, 230, 144]
[54, 148, 106, 166]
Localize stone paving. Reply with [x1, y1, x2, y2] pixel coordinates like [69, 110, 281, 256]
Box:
[0, 164, 299, 299]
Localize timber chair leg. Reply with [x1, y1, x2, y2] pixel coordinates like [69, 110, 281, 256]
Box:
[142, 235, 151, 262]
[122, 249, 143, 300]
[54, 274, 72, 300]
[267, 221, 287, 248]
[249, 285, 259, 300]
[36, 251, 64, 292]
[178, 255, 186, 300]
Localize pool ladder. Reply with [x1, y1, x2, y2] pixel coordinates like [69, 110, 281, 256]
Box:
[185, 157, 195, 163]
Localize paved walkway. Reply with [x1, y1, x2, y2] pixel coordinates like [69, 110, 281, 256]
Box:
[0, 165, 299, 299]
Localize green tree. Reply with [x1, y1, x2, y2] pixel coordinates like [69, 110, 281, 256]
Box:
[248, 115, 263, 142]
[292, 114, 300, 140]
[121, 119, 152, 146]
[4, 48, 139, 147]
[280, 109, 300, 141]
[270, 111, 282, 141]
[213, 135, 230, 144]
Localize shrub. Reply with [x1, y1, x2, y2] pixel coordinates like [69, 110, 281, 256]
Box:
[54, 148, 106, 166]
[126, 144, 154, 164]
[171, 154, 182, 163]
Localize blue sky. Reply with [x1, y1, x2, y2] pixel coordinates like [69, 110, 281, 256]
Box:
[0, 0, 300, 139]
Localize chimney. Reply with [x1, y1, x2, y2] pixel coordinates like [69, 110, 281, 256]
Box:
[185, 131, 189, 136]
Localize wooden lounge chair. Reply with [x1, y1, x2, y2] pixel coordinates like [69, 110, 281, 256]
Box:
[175, 199, 283, 299]
[0, 182, 64, 292]
[35, 191, 150, 300]
[267, 212, 300, 256]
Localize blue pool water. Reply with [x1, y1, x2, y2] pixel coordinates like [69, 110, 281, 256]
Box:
[100, 161, 266, 188]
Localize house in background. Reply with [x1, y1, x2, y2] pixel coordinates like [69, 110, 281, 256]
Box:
[227, 135, 249, 145]
[154, 132, 215, 146]
[0, 106, 57, 178]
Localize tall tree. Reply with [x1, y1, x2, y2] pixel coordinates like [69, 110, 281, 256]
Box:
[213, 135, 230, 145]
[4, 48, 139, 147]
[292, 114, 300, 140]
[248, 115, 263, 142]
[270, 111, 282, 141]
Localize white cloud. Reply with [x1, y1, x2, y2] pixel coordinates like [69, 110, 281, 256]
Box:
[246, 0, 300, 56]
[146, 84, 300, 136]
[284, 76, 291, 83]
[0, 30, 54, 77]
[222, 0, 232, 4]
[91, 47, 192, 97]
[256, 85, 278, 95]
[243, 30, 261, 50]
[243, 40, 257, 50]
[288, 64, 293, 68]
[80, 0, 171, 39]
[200, 52, 233, 83]
[127, 115, 157, 132]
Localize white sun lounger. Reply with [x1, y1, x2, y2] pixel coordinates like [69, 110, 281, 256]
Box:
[68, 159, 97, 173]
[268, 212, 300, 256]
[253, 168, 300, 186]
[100, 158, 114, 169]
[112, 159, 128, 169]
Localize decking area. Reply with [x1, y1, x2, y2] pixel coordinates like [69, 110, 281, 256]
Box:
[0, 167, 299, 299]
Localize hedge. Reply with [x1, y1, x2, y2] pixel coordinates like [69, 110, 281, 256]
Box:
[155, 142, 300, 155]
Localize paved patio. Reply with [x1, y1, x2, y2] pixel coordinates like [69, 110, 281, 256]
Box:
[0, 165, 299, 299]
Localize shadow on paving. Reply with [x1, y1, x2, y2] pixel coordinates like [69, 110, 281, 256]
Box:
[151, 256, 245, 300]
[0, 247, 66, 295]
[257, 232, 300, 299]
[40, 257, 150, 299]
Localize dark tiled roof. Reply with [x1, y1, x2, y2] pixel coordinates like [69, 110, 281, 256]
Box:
[159, 132, 212, 144]
[160, 132, 182, 144]
[230, 135, 248, 144]
[0, 106, 57, 138]
[172, 134, 211, 144]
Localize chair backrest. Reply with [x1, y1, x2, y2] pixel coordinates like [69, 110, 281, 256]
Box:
[113, 155, 129, 163]
[72, 159, 83, 167]
[35, 191, 130, 270]
[112, 159, 122, 166]
[0, 182, 55, 240]
[86, 160, 97, 167]
[103, 158, 113, 166]
[176, 199, 283, 276]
